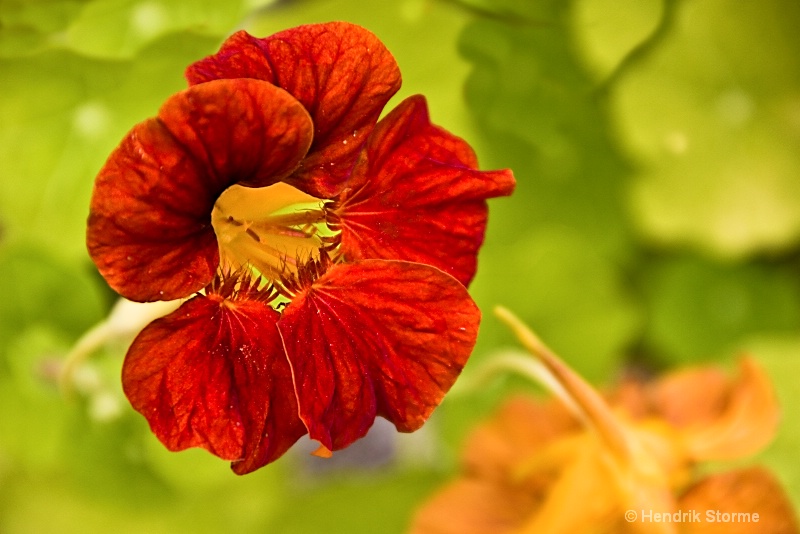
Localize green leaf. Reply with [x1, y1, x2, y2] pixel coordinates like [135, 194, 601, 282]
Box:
[0, 326, 74, 470]
[742, 336, 800, 511]
[0, 0, 89, 57]
[441, 0, 563, 21]
[0, 243, 107, 470]
[458, 15, 635, 259]
[456, 10, 642, 383]
[642, 255, 800, 363]
[570, 0, 664, 81]
[141, 433, 246, 494]
[0, 244, 105, 348]
[0, 467, 277, 534]
[0, 33, 221, 261]
[265, 468, 444, 534]
[611, 0, 800, 257]
[65, 0, 248, 58]
[472, 226, 641, 383]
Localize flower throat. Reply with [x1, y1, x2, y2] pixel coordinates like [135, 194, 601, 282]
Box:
[210, 182, 335, 284]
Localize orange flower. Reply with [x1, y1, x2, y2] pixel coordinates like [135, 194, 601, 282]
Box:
[411, 308, 798, 534]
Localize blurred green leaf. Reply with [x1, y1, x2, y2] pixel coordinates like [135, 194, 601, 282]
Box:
[611, 0, 800, 257]
[0, 244, 107, 471]
[747, 336, 800, 511]
[0, 33, 220, 261]
[642, 255, 800, 363]
[570, 0, 663, 81]
[0, 245, 105, 347]
[458, 14, 634, 259]
[457, 6, 642, 381]
[0, 468, 273, 534]
[142, 433, 245, 493]
[266, 469, 443, 534]
[0, 0, 89, 56]
[472, 226, 641, 383]
[0, 327, 73, 470]
[66, 0, 248, 58]
[60, 408, 171, 503]
[440, 0, 562, 21]
[0, 404, 284, 533]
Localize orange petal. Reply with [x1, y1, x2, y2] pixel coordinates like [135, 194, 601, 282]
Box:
[679, 357, 780, 462]
[461, 396, 578, 488]
[649, 366, 731, 426]
[410, 478, 538, 534]
[311, 443, 333, 459]
[517, 448, 625, 534]
[679, 468, 799, 534]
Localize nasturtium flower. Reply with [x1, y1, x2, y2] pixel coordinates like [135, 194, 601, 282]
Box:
[412, 308, 798, 534]
[86, 22, 515, 474]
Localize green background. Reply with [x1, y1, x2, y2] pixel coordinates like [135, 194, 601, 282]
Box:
[1, 0, 799, 531]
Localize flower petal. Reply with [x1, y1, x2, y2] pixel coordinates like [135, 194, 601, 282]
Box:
[186, 23, 402, 198]
[678, 468, 799, 534]
[616, 366, 731, 426]
[277, 260, 480, 451]
[87, 78, 313, 302]
[332, 95, 516, 286]
[678, 357, 780, 462]
[122, 292, 306, 474]
[462, 396, 579, 490]
[411, 479, 538, 534]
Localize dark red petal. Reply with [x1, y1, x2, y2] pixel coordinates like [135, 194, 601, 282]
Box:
[277, 260, 480, 451]
[186, 23, 402, 198]
[332, 95, 515, 286]
[87, 78, 313, 302]
[122, 294, 306, 474]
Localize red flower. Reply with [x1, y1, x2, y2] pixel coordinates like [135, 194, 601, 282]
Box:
[86, 22, 515, 474]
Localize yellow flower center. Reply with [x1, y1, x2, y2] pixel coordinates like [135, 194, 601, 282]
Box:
[210, 182, 331, 280]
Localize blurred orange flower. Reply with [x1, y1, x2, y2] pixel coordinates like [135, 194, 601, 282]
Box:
[411, 308, 798, 534]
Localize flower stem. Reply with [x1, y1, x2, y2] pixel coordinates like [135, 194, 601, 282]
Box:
[494, 306, 633, 463]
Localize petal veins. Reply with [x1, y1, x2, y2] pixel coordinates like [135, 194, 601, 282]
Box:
[122, 293, 306, 474]
[277, 259, 480, 451]
[333, 95, 515, 286]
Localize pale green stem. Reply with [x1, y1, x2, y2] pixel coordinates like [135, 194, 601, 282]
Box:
[493, 306, 633, 463]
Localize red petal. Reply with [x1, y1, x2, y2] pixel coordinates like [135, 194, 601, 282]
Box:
[87, 78, 313, 302]
[277, 260, 480, 451]
[186, 23, 402, 198]
[122, 293, 306, 474]
[332, 95, 515, 286]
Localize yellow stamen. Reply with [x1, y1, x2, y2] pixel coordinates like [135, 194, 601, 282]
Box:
[211, 182, 331, 279]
